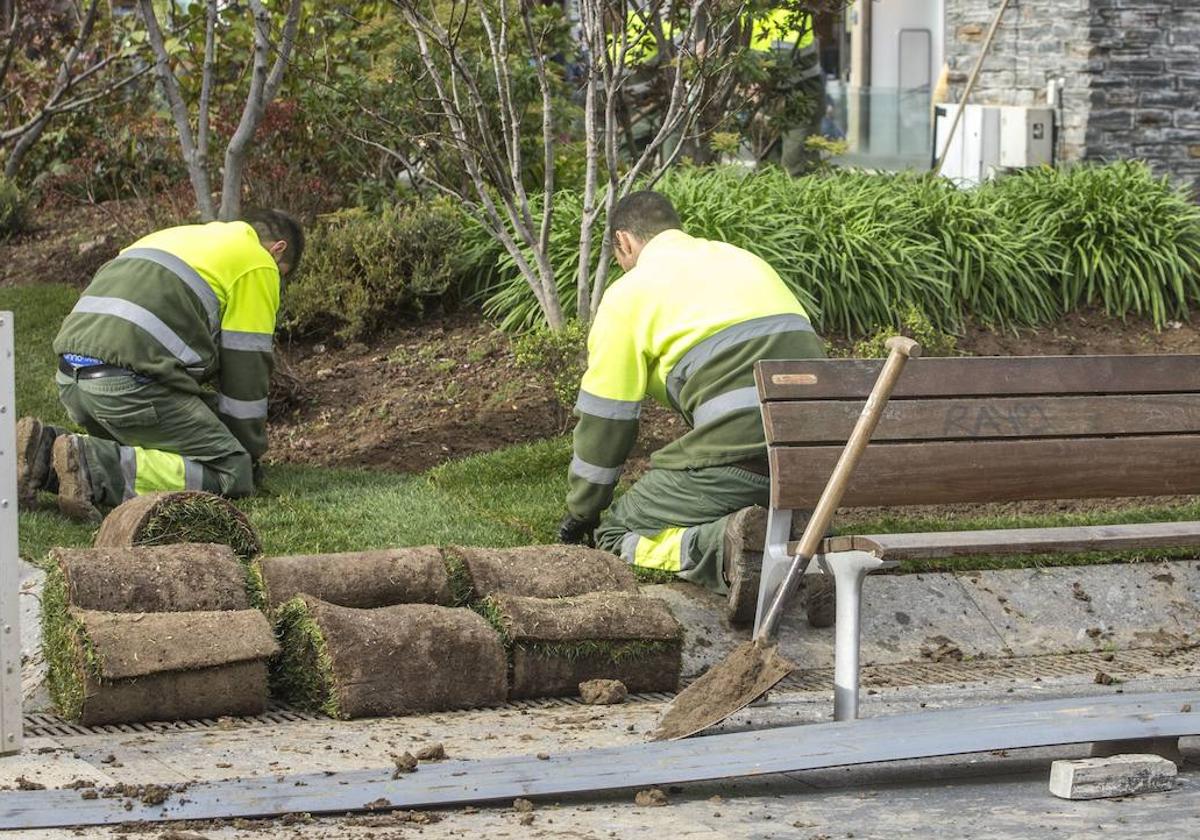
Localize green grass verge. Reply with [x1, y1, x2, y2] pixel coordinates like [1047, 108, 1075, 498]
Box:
[271, 597, 341, 718]
[8, 282, 1200, 576]
[0, 284, 77, 427]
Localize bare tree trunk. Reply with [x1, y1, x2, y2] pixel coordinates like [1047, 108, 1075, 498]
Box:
[218, 0, 301, 220]
[139, 0, 214, 219]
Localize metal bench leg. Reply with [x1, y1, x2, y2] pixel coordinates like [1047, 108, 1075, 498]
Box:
[821, 550, 890, 722]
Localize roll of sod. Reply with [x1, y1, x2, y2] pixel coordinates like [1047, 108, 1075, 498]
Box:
[273, 596, 508, 719]
[94, 491, 262, 560]
[483, 592, 683, 699]
[45, 545, 250, 614]
[444, 545, 638, 604]
[48, 609, 278, 725]
[257, 547, 453, 611]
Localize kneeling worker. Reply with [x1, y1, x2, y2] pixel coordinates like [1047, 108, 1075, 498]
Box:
[558, 191, 825, 624]
[16, 209, 303, 521]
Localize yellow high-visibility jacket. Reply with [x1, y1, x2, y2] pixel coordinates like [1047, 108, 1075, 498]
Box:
[54, 221, 280, 459]
[567, 229, 825, 520]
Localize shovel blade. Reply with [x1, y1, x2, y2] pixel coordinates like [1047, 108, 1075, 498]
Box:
[653, 641, 796, 741]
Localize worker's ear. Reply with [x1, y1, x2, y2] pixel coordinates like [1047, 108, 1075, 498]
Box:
[613, 231, 635, 266]
[266, 240, 291, 276]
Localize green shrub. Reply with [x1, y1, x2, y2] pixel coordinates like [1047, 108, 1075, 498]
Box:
[985, 161, 1200, 326]
[513, 319, 588, 410]
[850, 305, 959, 358]
[0, 177, 26, 239]
[282, 199, 468, 341]
[465, 162, 1200, 336]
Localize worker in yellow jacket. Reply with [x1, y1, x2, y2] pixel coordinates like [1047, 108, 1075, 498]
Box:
[557, 191, 826, 623]
[16, 210, 303, 521]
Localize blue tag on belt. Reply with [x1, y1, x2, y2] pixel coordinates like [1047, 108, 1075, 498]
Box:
[62, 354, 105, 368]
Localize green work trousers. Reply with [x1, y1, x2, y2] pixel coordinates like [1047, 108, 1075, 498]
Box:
[593, 464, 771, 595]
[56, 370, 254, 508]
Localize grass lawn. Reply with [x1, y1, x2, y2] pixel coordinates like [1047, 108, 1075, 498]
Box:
[5, 284, 1200, 574]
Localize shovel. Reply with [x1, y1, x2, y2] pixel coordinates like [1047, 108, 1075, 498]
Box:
[654, 336, 922, 740]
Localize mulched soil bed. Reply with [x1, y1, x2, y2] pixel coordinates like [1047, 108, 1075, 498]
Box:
[50, 609, 277, 725]
[272, 596, 508, 719]
[445, 545, 639, 604]
[256, 547, 452, 611]
[484, 592, 683, 699]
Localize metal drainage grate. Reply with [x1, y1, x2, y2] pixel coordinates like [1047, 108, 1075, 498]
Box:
[23, 693, 678, 739]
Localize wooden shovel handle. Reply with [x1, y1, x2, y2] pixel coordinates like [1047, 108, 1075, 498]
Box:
[756, 337, 922, 642]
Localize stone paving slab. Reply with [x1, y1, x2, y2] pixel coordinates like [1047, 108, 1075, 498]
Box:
[956, 560, 1200, 658]
[647, 574, 1005, 677]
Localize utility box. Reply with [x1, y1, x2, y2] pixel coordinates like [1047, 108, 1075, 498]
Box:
[999, 107, 1054, 168]
[934, 104, 1000, 186]
[935, 104, 1055, 184]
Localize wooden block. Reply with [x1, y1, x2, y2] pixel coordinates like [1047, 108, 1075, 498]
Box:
[1048, 754, 1177, 800]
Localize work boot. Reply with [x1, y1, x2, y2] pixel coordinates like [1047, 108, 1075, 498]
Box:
[723, 506, 829, 628]
[722, 506, 769, 626]
[52, 435, 100, 522]
[15, 417, 58, 509]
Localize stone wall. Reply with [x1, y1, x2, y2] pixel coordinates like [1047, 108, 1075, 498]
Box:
[1086, 0, 1200, 194]
[943, 0, 1200, 194]
[944, 0, 1095, 161]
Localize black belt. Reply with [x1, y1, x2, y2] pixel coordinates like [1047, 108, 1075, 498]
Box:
[58, 357, 138, 380]
[732, 457, 771, 476]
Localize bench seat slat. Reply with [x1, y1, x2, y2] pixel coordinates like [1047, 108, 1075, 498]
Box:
[769, 435, 1200, 509]
[802, 521, 1200, 561]
[756, 355, 1200, 401]
[763, 394, 1200, 445]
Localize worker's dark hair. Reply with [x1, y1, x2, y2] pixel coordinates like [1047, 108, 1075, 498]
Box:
[241, 208, 305, 276]
[609, 191, 682, 242]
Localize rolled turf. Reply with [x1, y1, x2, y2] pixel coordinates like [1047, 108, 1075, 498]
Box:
[93, 491, 264, 605]
[94, 491, 262, 559]
[47, 609, 277, 724]
[256, 547, 453, 611]
[444, 545, 638, 605]
[483, 592, 683, 699]
[272, 596, 508, 719]
[45, 544, 250, 613]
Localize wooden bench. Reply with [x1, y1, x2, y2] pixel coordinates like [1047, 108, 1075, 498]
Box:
[753, 354, 1200, 723]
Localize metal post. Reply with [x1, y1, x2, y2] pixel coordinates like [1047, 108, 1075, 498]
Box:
[0, 312, 21, 754]
[821, 550, 890, 722]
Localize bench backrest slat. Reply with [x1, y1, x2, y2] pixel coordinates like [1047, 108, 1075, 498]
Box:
[757, 355, 1200, 509]
[756, 355, 1200, 401]
[763, 394, 1200, 445]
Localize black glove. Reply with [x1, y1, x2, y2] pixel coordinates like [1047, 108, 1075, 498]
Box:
[558, 513, 599, 546]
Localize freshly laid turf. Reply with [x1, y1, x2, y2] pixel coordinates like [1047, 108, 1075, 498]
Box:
[9, 283, 1200, 578]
